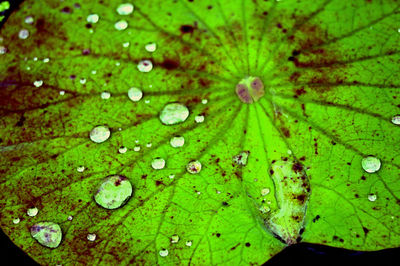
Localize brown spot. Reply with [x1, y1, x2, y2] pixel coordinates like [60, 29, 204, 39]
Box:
[159, 58, 180, 70]
[180, 24, 194, 34]
[281, 127, 290, 138]
[292, 162, 303, 173]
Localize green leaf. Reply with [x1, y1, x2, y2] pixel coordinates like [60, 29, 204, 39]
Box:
[1, 0, 399, 264]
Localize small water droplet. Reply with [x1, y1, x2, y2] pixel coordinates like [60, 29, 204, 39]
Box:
[367, 194, 377, 202]
[233, 151, 249, 166]
[201, 99, 208, 104]
[169, 174, 175, 179]
[170, 136, 184, 148]
[59, 90, 65, 95]
[159, 103, 189, 125]
[0, 46, 7, 54]
[87, 14, 99, 23]
[77, 165, 85, 172]
[185, 240, 192, 247]
[133, 146, 140, 151]
[27, 207, 38, 217]
[115, 20, 128, 30]
[151, 158, 166, 170]
[259, 206, 271, 213]
[392, 114, 400, 125]
[25, 16, 34, 24]
[128, 87, 143, 102]
[87, 233, 96, 241]
[146, 142, 152, 148]
[89, 125, 111, 143]
[170, 234, 179, 243]
[30, 222, 62, 248]
[186, 160, 201, 174]
[101, 91, 111, 99]
[145, 42, 157, 52]
[43, 58, 50, 63]
[117, 3, 134, 15]
[33, 80, 43, 87]
[361, 156, 381, 173]
[123, 42, 130, 47]
[80, 78, 86, 84]
[12, 218, 20, 224]
[18, 29, 29, 39]
[118, 146, 127, 154]
[159, 249, 168, 257]
[67, 215, 73, 221]
[94, 175, 133, 209]
[194, 115, 204, 123]
[261, 188, 270, 196]
[137, 59, 153, 72]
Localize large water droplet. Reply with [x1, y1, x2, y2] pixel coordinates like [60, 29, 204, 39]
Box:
[159, 249, 168, 257]
[116, 3, 134, 15]
[128, 87, 143, 102]
[194, 115, 205, 123]
[151, 157, 166, 170]
[170, 234, 179, 244]
[186, 160, 201, 174]
[233, 151, 250, 166]
[392, 114, 400, 125]
[101, 91, 111, 99]
[137, 59, 153, 72]
[114, 20, 128, 30]
[87, 233, 96, 241]
[90, 125, 111, 143]
[94, 175, 133, 209]
[170, 136, 184, 148]
[18, 29, 29, 39]
[27, 207, 38, 217]
[30, 222, 62, 248]
[86, 14, 99, 23]
[159, 103, 189, 125]
[361, 156, 381, 173]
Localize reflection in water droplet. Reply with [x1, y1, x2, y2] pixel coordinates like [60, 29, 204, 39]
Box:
[194, 115, 204, 123]
[170, 234, 179, 243]
[137, 59, 153, 72]
[27, 207, 38, 217]
[186, 240, 192, 247]
[77, 165, 85, 172]
[151, 158, 166, 170]
[18, 29, 29, 39]
[361, 156, 381, 173]
[145, 42, 157, 52]
[94, 175, 133, 209]
[368, 194, 377, 202]
[170, 136, 184, 148]
[392, 115, 400, 125]
[90, 125, 111, 143]
[87, 14, 99, 23]
[117, 3, 134, 15]
[233, 151, 249, 166]
[186, 160, 201, 174]
[159, 103, 189, 125]
[118, 146, 127, 154]
[115, 20, 128, 30]
[101, 91, 111, 99]
[159, 249, 168, 257]
[128, 87, 143, 102]
[87, 233, 96, 241]
[12, 218, 20, 224]
[261, 188, 270, 196]
[30, 222, 62, 248]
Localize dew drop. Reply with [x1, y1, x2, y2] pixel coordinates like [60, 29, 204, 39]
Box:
[133, 146, 140, 152]
[128, 87, 143, 102]
[201, 99, 208, 104]
[87, 14, 99, 23]
[101, 91, 111, 99]
[169, 174, 175, 179]
[59, 90, 65, 95]
[27, 207, 38, 217]
[115, 20, 128, 30]
[170, 136, 184, 148]
[159, 249, 169, 257]
[77, 165, 85, 172]
[361, 156, 381, 173]
[146, 142, 152, 148]
[368, 194, 377, 202]
[186, 160, 201, 174]
[233, 151, 249, 166]
[194, 115, 205, 123]
[151, 158, 166, 170]
[145, 42, 157, 52]
[12, 218, 20, 224]
[0, 45, 7, 54]
[80, 78, 87, 84]
[94, 175, 133, 209]
[185, 240, 193, 247]
[43, 58, 50, 63]
[392, 114, 400, 125]
[137, 59, 153, 72]
[18, 29, 29, 39]
[30, 222, 62, 248]
[259, 206, 271, 213]
[25, 16, 34, 24]
[170, 234, 179, 244]
[116, 3, 134, 15]
[87, 233, 96, 241]
[159, 103, 189, 125]
[33, 80, 43, 87]
[123, 42, 130, 47]
[118, 146, 127, 154]
[261, 188, 270, 196]
[89, 125, 111, 143]
[67, 215, 73, 221]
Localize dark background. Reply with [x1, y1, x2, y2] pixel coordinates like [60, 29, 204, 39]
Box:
[1, 0, 399, 265]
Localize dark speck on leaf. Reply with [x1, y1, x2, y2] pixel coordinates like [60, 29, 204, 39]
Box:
[180, 24, 194, 34]
[222, 201, 228, 206]
[245, 242, 251, 247]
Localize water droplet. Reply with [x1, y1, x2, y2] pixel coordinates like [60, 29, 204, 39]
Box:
[137, 59, 153, 72]
[236, 76, 265, 103]
[12, 218, 20, 224]
[59, 90, 65, 95]
[80, 78, 86, 84]
[0, 46, 7, 54]
[170, 136, 184, 148]
[133, 146, 140, 151]
[233, 151, 249, 166]
[146, 142, 152, 148]
[151, 158, 166, 170]
[392, 114, 400, 125]
[123, 42, 130, 47]
[201, 99, 208, 104]
[128, 87, 143, 102]
[159, 249, 168, 257]
[145, 42, 157, 52]
[94, 175, 133, 209]
[186, 160, 201, 174]
[169, 174, 175, 179]
[30, 222, 62, 248]
[67, 215, 73, 221]
[18, 29, 29, 39]
[259, 206, 271, 213]
[87, 233, 96, 241]
[159, 103, 189, 125]
[261, 188, 270, 196]
[170, 234, 179, 243]
[101, 91, 111, 99]
[368, 194, 377, 202]
[90, 125, 111, 143]
[43, 58, 50, 63]
[115, 20, 128, 30]
[361, 156, 381, 173]
[194, 115, 205, 123]
[116, 3, 134, 15]
[87, 14, 99, 23]
[25, 16, 34, 24]
[118, 146, 127, 154]
[33, 80, 43, 87]
[77, 165, 85, 172]
[185, 240, 192, 247]
[27, 207, 38, 217]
